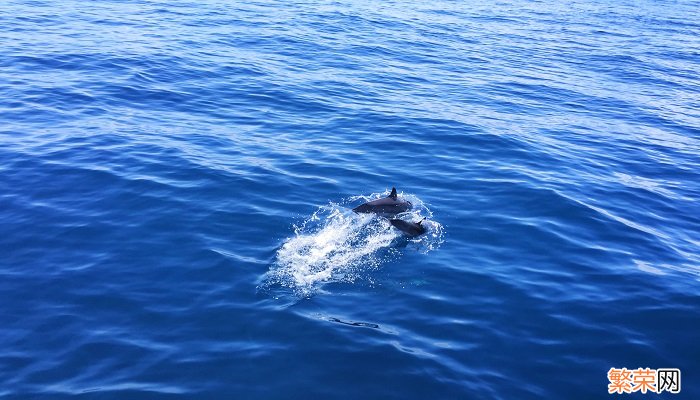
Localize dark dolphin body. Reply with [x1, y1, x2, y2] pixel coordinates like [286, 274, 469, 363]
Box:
[352, 187, 412, 216]
[389, 218, 426, 237]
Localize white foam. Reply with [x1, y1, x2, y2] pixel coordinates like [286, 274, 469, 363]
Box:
[261, 190, 444, 296]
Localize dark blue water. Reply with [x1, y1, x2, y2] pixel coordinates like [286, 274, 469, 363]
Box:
[2, 0, 699, 398]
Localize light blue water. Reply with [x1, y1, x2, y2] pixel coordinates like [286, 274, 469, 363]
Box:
[1, 0, 699, 398]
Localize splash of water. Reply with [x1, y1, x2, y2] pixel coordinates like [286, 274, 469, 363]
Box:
[261, 190, 444, 297]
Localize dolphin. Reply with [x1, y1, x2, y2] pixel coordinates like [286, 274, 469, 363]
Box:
[389, 218, 426, 237]
[352, 187, 412, 216]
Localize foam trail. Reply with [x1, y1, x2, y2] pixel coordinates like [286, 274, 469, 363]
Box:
[262, 190, 443, 297]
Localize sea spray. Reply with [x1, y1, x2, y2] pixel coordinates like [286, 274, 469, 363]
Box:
[261, 190, 444, 297]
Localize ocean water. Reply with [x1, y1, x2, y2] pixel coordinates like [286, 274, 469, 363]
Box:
[1, 0, 699, 398]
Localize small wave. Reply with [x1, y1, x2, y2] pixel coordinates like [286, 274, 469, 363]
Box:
[260, 189, 444, 297]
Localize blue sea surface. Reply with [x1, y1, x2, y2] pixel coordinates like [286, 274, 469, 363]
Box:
[1, 0, 699, 398]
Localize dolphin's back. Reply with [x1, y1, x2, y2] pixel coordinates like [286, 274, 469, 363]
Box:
[352, 187, 411, 216]
[352, 198, 411, 215]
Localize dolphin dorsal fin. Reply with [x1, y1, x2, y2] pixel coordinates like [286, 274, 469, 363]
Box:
[389, 187, 397, 200]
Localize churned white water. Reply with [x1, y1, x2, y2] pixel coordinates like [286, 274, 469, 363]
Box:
[262, 190, 444, 296]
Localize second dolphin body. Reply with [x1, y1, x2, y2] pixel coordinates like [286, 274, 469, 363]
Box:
[389, 218, 426, 237]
